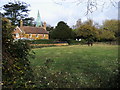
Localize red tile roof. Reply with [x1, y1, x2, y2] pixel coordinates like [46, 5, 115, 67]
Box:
[20, 26, 49, 34]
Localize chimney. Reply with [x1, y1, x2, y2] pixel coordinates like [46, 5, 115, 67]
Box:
[20, 19, 23, 27]
[43, 22, 46, 30]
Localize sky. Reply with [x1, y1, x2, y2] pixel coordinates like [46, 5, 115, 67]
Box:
[0, 0, 119, 27]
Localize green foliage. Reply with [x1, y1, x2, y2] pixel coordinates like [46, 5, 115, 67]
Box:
[75, 24, 98, 42]
[3, 1, 34, 26]
[74, 19, 82, 28]
[97, 29, 116, 41]
[50, 21, 75, 40]
[46, 25, 54, 32]
[102, 19, 118, 37]
[67, 39, 86, 45]
[31, 45, 56, 49]
[83, 19, 93, 26]
[23, 17, 35, 26]
[30, 39, 57, 44]
[47, 26, 55, 39]
[2, 18, 34, 88]
[74, 19, 117, 42]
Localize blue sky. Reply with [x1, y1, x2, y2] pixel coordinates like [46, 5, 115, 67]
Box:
[0, 0, 119, 27]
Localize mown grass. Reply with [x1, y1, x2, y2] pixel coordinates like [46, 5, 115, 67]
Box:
[30, 44, 118, 88]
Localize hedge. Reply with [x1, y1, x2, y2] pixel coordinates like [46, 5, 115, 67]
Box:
[30, 39, 68, 44]
[67, 39, 86, 45]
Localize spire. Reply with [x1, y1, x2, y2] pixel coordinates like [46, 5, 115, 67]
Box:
[36, 10, 42, 27]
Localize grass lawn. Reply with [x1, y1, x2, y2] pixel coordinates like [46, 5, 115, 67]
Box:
[30, 44, 118, 88]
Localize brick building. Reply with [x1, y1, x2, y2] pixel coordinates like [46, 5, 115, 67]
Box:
[12, 11, 49, 40]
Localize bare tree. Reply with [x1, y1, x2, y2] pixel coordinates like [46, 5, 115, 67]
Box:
[52, 0, 119, 15]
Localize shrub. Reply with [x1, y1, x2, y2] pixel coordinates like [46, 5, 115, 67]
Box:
[2, 18, 34, 88]
[30, 45, 56, 49]
[67, 39, 86, 45]
[30, 39, 57, 44]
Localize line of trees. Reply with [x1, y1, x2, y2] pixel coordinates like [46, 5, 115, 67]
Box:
[2, 0, 118, 44]
[74, 19, 118, 42]
[49, 19, 118, 44]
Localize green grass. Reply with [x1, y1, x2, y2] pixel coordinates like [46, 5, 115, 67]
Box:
[30, 44, 118, 88]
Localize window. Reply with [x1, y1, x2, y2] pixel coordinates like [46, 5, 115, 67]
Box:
[36, 34, 38, 38]
[42, 34, 45, 39]
[16, 33, 19, 38]
[43, 34, 45, 37]
[13, 34, 16, 37]
[29, 34, 32, 38]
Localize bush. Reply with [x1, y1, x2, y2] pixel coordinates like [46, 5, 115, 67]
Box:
[30, 45, 56, 49]
[2, 40, 35, 88]
[30, 39, 57, 44]
[67, 39, 86, 45]
[2, 18, 34, 88]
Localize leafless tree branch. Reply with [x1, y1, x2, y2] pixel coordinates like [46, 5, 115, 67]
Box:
[52, 0, 118, 15]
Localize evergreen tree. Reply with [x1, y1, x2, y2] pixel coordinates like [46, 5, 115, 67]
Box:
[3, 1, 34, 26]
[51, 21, 74, 40]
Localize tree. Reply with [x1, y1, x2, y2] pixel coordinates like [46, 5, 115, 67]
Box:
[83, 19, 93, 26]
[2, 18, 34, 88]
[3, 1, 34, 26]
[46, 25, 54, 32]
[74, 19, 97, 29]
[74, 19, 82, 29]
[102, 19, 118, 37]
[51, 21, 74, 40]
[75, 24, 99, 45]
[97, 29, 116, 42]
[75, 19, 98, 38]
[23, 17, 35, 26]
[46, 25, 55, 39]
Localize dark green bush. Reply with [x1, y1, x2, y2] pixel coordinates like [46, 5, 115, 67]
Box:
[2, 40, 35, 88]
[67, 39, 86, 45]
[2, 18, 34, 88]
[31, 45, 56, 49]
[30, 39, 57, 44]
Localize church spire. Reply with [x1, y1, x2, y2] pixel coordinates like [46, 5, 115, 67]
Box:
[36, 10, 42, 27]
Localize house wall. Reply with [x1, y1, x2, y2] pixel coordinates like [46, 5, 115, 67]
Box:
[12, 27, 24, 39]
[12, 27, 49, 40]
[13, 33, 49, 40]
[24, 34, 49, 40]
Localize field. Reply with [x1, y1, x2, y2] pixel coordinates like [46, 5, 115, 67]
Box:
[29, 44, 118, 88]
